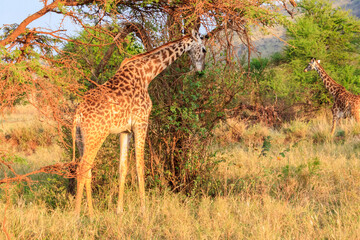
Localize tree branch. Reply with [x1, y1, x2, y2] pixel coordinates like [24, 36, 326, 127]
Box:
[94, 22, 153, 78]
[0, 0, 95, 47]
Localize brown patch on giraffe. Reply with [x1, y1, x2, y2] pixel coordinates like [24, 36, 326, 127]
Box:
[127, 71, 134, 78]
[146, 64, 153, 74]
[167, 48, 174, 56]
[175, 51, 181, 58]
[153, 58, 161, 65]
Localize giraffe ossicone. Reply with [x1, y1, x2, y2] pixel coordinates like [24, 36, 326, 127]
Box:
[304, 58, 360, 135]
[72, 29, 207, 217]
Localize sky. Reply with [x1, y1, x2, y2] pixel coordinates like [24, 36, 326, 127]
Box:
[0, 0, 79, 36]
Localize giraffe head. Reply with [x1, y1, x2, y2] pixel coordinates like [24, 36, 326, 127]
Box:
[304, 58, 320, 72]
[187, 29, 207, 72]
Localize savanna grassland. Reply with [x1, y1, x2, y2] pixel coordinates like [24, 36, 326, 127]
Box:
[1, 105, 360, 239]
[1, 0, 360, 239]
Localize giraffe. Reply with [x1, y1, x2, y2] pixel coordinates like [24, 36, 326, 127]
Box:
[72, 30, 207, 217]
[304, 58, 360, 135]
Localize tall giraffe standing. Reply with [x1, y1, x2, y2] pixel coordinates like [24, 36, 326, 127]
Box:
[72, 30, 207, 217]
[304, 58, 360, 135]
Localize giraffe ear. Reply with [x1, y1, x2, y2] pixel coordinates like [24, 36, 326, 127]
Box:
[317, 60, 321, 63]
[191, 29, 197, 39]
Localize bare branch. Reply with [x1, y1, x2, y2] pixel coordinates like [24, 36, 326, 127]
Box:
[0, 0, 97, 47]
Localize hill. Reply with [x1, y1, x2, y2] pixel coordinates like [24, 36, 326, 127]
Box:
[236, 0, 360, 59]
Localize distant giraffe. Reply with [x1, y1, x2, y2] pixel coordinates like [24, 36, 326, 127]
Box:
[304, 58, 360, 135]
[72, 30, 207, 217]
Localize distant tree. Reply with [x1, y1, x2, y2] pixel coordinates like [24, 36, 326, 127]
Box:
[284, 0, 360, 105]
[286, 0, 360, 62]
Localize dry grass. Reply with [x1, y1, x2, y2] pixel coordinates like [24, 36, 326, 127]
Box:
[0, 105, 39, 133]
[0, 105, 63, 172]
[1, 107, 360, 239]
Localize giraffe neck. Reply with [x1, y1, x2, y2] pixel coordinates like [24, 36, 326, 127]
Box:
[314, 63, 345, 96]
[120, 35, 193, 86]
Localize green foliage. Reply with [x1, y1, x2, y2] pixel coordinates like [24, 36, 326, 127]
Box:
[62, 30, 143, 88]
[249, 0, 360, 116]
[279, 158, 321, 180]
[286, 0, 360, 61]
[1, 25, 60, 61]
[260, 136, 271, 157]
[285, 0, 360, 97]
[8, 175, 69, 209]
[1, 154, 27, 165]
[147, 63, 245, 192]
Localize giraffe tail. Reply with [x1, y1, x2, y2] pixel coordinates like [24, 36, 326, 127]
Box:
[68, 115, 80, 195]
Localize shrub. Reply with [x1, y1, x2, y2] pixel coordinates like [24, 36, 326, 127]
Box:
[147, 62, 245, 193]
[4, 124, 55, 154]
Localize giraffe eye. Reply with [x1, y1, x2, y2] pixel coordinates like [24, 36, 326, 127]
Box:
[202, 48, 206, 53]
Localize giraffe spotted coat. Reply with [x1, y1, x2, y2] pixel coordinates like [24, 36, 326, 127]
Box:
[304, 58, 360, 135]
[72, 30, 207, 217]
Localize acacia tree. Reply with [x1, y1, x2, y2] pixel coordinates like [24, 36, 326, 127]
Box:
[1, 0, 297, 191]
[284, 0, 360, 106]
[0, 0, 296, 107]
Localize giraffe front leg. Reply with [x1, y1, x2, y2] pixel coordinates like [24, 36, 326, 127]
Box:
[353, 108, 360, 123]
[352, 109, 360, 135]
[330, 105, 339, 136]
[134, 124, 148, 214]
[74, 132, 107, 218]
[117, 132, 130, 214]
[331, 117, 337, 136]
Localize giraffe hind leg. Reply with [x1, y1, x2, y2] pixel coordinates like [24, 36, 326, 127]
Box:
[74, 133, 107, 217]
[75, 150, 97, 217]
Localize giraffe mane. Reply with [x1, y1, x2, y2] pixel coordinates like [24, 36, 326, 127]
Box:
[316, 61, 346, 90]
[120, 34, 191, 67]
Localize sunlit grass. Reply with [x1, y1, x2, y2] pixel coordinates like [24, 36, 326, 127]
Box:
[1, 106, 360, 239]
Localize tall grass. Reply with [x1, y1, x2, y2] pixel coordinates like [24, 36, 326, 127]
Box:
[1, 109, 360, 239]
